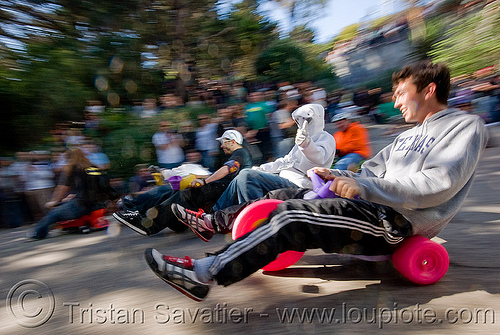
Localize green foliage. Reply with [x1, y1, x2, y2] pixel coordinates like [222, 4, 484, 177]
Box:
[289, 25, 315, 44]
[197, 0, 278, 80]
[2, 0, 498, 159]
[255, 40, 306, 82]
[103, 125, 156, 178]
[361, 68, 399, 94]
[430, 2, 500, 76]
[267, 0, 328, 32]
[255, 39, 336, 85]
[407, 17, 446, 61]
[334, 23, 361, 42]
[98, 106, 216, 178]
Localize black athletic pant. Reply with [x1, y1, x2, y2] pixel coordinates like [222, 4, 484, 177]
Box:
[212, 187, 311, 233]
[147, 180, 231, 234]
[208, 197, 413, 286]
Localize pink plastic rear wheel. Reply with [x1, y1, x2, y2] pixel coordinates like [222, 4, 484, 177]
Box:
[392, 235, 449, 285]
[232, 199, 305, 271]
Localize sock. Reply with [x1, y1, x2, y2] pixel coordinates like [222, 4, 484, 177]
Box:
[194, 256, 216, 283]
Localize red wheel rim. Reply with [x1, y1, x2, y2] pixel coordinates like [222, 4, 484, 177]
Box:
[232, 199, 304, 271]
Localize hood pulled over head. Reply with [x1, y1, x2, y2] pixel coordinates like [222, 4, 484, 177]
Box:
[291, 104, 325, 136]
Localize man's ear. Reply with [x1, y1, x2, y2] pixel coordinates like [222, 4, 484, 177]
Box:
[425, 82, 437, 100]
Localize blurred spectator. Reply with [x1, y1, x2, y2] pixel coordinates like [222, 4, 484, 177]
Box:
[131, 100, 144, 117]
[178, 120, 197, 153]
[65, 127, 85, 148]
[0, 157, 23, 228]
[210, 83, 228, 107]
[325, 90, 343, 121]
[295, 82, 312, 105]
[353, 87, 371, 114]
[491, 74, 500, 122]
[230, 81, 247, 103]
[472, 78, 500, 123]
[263, 88, 278, 111]
[83, 100, 105, 136]
[311, 87, 327, 107]
[141, 98, 160, 118]
[84, 100, 105, 114]
[24, 151, 56, 222]
[278, 83, 300, 102]
[49, 122, 70, 147]
[82, 139, 111, 170]
[8, 152, 32, 224]
[339, 89, 354, 104]
[186, 90, 207, 108]
[152, 121, 185, 169]
[216, 105, 248, 135]
[159, 93, 185, 111]
[49, 147, 68, 182]
[269, 99, 298, 158]
[371, 92, 402, 124]
[367, 87, 382, 111]
[83, 111, 102, 135]
[195, 114, 220, 171]
[215, 105, 249, 167]
[244, 91, 273, 163]
[331, 112, 372, 171]
[128, 164, 155, 194]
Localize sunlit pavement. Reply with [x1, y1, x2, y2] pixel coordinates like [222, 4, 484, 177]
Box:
[0, 124, 499, 335]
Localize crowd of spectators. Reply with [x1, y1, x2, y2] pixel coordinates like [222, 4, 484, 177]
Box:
[1, 71, 498, 231]
[0, 133, 113, 228]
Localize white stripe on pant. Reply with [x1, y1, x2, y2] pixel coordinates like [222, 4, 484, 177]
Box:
[209, 199, 407, 282]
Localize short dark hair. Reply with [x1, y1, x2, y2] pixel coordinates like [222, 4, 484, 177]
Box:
[392, 61, 451, 105]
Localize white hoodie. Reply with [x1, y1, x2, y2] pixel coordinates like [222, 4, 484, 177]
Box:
[255, 104, 335, 188]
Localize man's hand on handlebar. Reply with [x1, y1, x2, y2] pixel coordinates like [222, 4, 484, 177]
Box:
[308, 167, 334, 180]
[329, 176, 361, 199]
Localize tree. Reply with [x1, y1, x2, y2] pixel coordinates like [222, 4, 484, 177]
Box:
[260, 0, 328, 37]
[289, 24, 315, 44]
[430, 1, 500, 76]
[0, 0, 159, 151]
[406, 17, 445, 62]
[255, 39, 336, 85]
[194, 0, 278, 81]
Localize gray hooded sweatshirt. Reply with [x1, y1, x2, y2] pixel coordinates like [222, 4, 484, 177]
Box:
[256, 104, 336, 188]
[333, 108, 488, 238]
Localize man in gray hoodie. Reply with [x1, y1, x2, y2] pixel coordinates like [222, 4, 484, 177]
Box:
[144, 61, 489, 302]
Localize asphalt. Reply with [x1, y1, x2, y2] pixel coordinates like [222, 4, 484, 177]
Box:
[0, 122, 499, 335]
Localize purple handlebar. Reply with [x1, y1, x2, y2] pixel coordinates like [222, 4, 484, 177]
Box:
[304, 171, 360, 200]
[303, 171, 337, 199]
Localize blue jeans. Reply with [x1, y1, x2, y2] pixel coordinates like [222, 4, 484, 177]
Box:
[125, 184, 175, 215]
[213, 169, 298, 211]
[32, 198, 89, 239]
[334, 153, 365, 170]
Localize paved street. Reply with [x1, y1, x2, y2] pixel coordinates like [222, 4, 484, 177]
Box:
[0, 123, 499, 335]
